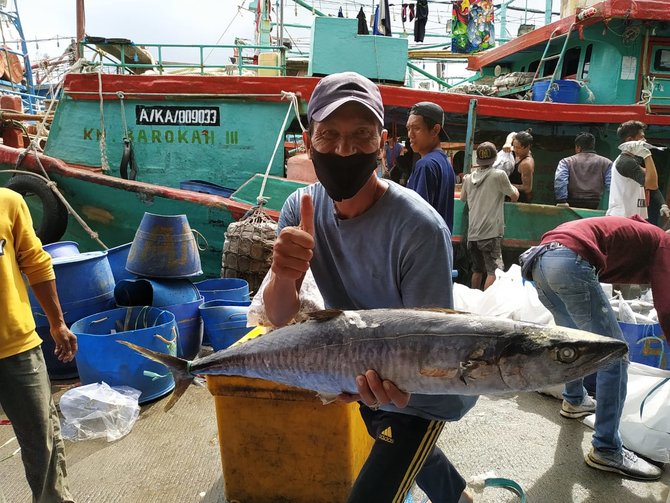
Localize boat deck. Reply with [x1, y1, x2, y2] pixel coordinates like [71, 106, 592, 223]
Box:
[1, 380, 668, 503]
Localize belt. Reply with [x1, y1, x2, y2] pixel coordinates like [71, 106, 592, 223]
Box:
[545, 241, 565, 251]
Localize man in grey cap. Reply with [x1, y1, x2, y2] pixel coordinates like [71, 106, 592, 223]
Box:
[406, 101, 456, 232]
[264, 71, 476, 503]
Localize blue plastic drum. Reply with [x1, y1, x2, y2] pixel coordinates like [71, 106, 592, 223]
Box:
[29, 251, 115, 379]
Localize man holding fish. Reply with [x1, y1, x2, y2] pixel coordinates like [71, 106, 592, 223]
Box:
[263, 72, 477, 503]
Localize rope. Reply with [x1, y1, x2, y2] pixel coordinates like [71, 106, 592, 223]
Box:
[0, 168, 108, 249]
[117, 91, 129, 139]
[96, 56, 111, 172]
[638, 76, 655, 106]
[578, 81, 596, 103]
[256, 91, 304, 206]
[192, 228, 209, 251]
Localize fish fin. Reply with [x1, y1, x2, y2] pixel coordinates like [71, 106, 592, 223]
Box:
[305, 309, 344, 322]
[316, 392, 339, 404]
[117, 340, 194, 412]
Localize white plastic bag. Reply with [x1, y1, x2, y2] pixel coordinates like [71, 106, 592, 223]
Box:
[619, 362, 670, 463]
[455, 265, 554, 325]
[247, 268, 325, 327]
[492, 150, 515, 176]
[59, 382, 141, 442]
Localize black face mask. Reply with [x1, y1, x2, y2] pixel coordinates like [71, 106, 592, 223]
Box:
[310, 148, 378, 201]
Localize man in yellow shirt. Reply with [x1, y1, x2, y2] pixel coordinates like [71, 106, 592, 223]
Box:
[0, 187, 77, 503]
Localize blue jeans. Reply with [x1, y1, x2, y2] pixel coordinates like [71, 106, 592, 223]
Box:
[531, 246, 628, 453]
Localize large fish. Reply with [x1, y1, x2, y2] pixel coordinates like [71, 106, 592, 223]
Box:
[120, 308, 627, 410]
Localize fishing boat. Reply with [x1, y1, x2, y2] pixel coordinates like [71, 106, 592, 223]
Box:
[1, 0, 669, 277]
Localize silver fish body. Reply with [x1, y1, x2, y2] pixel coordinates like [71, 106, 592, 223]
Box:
[121, 308, 628, 409]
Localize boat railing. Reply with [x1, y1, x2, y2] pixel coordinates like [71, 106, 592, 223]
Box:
[79, 40, 288, 76]
[0, 87, 48, 114]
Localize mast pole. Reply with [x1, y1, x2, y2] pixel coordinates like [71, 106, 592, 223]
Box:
[545, 0, 552, 25]
[278, 0, 284, 48]
[76, 0, 85, 59]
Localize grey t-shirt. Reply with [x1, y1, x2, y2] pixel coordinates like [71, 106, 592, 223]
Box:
[461, 167, 517, 241]
[278, 181, 478, 421]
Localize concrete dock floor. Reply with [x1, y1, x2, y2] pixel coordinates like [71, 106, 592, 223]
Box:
[1, 380, 668, 503]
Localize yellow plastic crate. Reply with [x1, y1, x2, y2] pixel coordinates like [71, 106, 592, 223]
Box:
[207, 375, 373, 503]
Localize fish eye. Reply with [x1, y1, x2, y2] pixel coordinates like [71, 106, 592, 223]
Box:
[557, 346, 579, 364]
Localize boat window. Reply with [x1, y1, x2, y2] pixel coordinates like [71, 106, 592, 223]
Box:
[653, 48, 670, 72]
[581, 45, 593, 80]
[562, 47, 581, 79]
[542, 57, 558, 77]
[529, 60, 539, 73]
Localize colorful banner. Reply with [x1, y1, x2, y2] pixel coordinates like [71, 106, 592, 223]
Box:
[451, 0, 495, 54]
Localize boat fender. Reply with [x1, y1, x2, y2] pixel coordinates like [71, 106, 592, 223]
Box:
[119, 138, 138, 180]
[4, 174, 68, 244]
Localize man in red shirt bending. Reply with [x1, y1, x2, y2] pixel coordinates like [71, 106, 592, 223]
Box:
[520, 215, 667, 481]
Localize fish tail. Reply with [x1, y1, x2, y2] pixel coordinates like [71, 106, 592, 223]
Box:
[117, 340, 194, 412]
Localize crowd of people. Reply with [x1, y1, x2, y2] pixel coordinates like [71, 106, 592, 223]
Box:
[3, 70, 668, 502]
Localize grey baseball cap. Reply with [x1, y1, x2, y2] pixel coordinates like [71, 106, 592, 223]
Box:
[476, 141, 498, 167]
[410, 102, 449, 142]
[308, 72, 384, 127]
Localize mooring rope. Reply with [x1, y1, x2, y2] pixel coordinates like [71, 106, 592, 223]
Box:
[0, 168, 107, 249]
[96, 54, 111, 172]
[256, 91, 305, 207]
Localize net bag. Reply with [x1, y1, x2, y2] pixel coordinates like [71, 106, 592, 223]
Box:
[222, 206, 277, 294]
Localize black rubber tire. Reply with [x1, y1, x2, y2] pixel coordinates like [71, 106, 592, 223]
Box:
[4, 174, 68, 244]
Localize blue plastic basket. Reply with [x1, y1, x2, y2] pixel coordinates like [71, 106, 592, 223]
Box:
[532, 79, 580, 103]
[71, 306, 177, 403]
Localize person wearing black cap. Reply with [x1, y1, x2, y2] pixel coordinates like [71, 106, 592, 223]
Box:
[406, 102, 456, 232]
[263, 72, 476, 503]
[460, 142, 519, 290]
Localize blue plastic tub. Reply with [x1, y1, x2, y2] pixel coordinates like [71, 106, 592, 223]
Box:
[71, 306, 177, 404]
[531, 79, 580, 103]
[126, 212, 202, 278]
[194, 278, 250, 303]
[162, 296, 204, 360]
[114, 278, 200, 307]
[106, 242, 134, 283]
[206, 317, 250, 351]
[199, 300, 250, 347]
[43, 241, 80, 258]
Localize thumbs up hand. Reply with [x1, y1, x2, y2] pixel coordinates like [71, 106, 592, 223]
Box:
[271, 193, 315, 281]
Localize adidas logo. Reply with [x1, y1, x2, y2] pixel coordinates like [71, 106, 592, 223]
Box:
[378, 426, 394, 444]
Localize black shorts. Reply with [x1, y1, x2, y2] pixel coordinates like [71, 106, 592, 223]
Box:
[468, 237, 503, 274]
